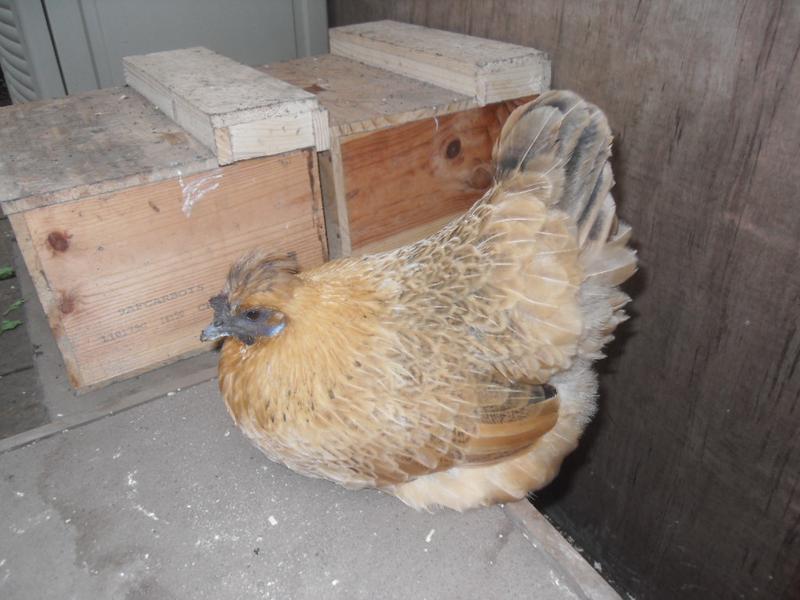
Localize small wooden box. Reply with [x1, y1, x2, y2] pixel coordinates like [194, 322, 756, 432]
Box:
[263, 21, 551, 256]
[0, 23, 548, 389]
[1, 60, 327, 389]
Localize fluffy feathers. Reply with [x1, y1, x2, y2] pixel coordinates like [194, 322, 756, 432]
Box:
[206, 91, 637, 511]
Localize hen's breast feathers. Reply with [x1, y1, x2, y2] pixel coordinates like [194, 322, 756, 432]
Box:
[219, 91, 636, 509]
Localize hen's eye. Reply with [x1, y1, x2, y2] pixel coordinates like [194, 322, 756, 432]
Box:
[244, 309, 261, 321]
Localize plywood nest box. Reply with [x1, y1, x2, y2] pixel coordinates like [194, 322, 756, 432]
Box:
[267, 21, 551, 256]
[0, 20, 550, 390]
[0, 54, 328, 390]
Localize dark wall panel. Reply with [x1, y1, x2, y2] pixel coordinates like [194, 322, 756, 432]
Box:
[330, 2, 800, 599]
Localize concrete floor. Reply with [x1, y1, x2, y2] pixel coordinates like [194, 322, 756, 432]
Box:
[0, 380, 619, 600]
[0, 217, 47, 438]
[0, 208, 618, 600]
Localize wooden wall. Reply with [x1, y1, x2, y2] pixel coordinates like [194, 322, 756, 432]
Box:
[330, 2, 800, 599]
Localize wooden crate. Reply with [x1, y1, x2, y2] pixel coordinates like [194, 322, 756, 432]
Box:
[263, 21, 551, 256]
[1, 54, 327, 390]
[0, 23, 548, 388]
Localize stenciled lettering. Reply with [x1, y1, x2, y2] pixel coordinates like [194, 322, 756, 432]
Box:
[118, 284, 205, 316]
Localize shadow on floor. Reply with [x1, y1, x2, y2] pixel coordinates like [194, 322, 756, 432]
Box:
[0, 217, 49, 438]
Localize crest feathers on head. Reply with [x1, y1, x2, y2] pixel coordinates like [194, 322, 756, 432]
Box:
[225, 250, 300, 299]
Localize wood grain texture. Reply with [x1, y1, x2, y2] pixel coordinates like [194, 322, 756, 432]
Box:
[329, 20, 550, 104]
[264, 55, 527, 258]
[343, 100, 527, 251]
[0, 87, 215, 214]
[317, 142, 351, 258]
[262, 54, 478, 137]
[350, 213, 457, 257]
[330, 2, 800, 599]
[14, 151, 326, 389]
[124, 47, 325, 162]
[264, 53, 479, 258]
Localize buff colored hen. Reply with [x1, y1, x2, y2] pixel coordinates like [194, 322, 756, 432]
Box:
[201, 91, 636, 511]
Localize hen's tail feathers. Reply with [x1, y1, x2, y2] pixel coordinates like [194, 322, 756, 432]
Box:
[492, 90, 636, 288]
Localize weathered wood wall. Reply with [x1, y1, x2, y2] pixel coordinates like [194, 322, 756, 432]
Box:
[330, 2, 800, 599]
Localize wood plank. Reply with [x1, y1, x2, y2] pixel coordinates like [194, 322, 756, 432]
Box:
[329, 20, 550, 104]
[504, 501, 621, 600]
[317, 143, 352, 258]
[263, 54, 478, 136]
[350, 212, 458, 256]
[342, 100, 527, 251]
[7, 212, 83, 386]
[124, 47, 328, 163]
[0, 87, 216, 214]
[16, 151, 325, 389]
[330, 3, 800, 599]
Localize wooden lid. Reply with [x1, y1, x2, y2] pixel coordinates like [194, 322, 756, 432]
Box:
[262, 54, 478, 137]
[124, 47, 328, 163]
[329, 20, 550, 105]
[0, 88, 215, 215]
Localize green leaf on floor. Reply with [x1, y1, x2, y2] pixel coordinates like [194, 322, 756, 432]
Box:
[0, 265, 14, 280]
[3, 298, 24, 314]
[1, 319, 22, 333]
[2, 298, 24, 315]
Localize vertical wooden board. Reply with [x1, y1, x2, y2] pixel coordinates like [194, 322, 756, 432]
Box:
[329, 3, 800, 600]
[7, 212, 83, 385]
[317, 145, 351, 258]
[342, 99, 528, 251]
[20, 151, 325, 388]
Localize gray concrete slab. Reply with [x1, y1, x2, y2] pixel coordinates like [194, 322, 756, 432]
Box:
[0, 380, 615, 600]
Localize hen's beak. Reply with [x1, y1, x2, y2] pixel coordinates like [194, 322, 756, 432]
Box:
[200, 322, 228, 342]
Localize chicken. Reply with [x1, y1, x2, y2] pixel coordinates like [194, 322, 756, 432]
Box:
[201, 90, 636, 511]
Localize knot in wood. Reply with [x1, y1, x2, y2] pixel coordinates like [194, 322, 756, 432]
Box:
[468, 165, 493, 190]
[47, 231, 70, 253]
[59, 292, 76, 314]
[446, 138, 462, 159]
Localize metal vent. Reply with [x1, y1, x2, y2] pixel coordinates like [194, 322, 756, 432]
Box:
[0, 0, 37, 102]
[0, 0, 64, 103]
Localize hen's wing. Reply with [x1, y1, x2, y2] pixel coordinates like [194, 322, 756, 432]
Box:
[378, 91, 635, 494]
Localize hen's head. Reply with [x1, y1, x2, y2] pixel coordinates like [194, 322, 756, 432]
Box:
[201, 251, 300, 346]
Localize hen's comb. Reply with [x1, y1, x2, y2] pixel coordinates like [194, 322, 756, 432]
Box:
[209, 293, 230, 317]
